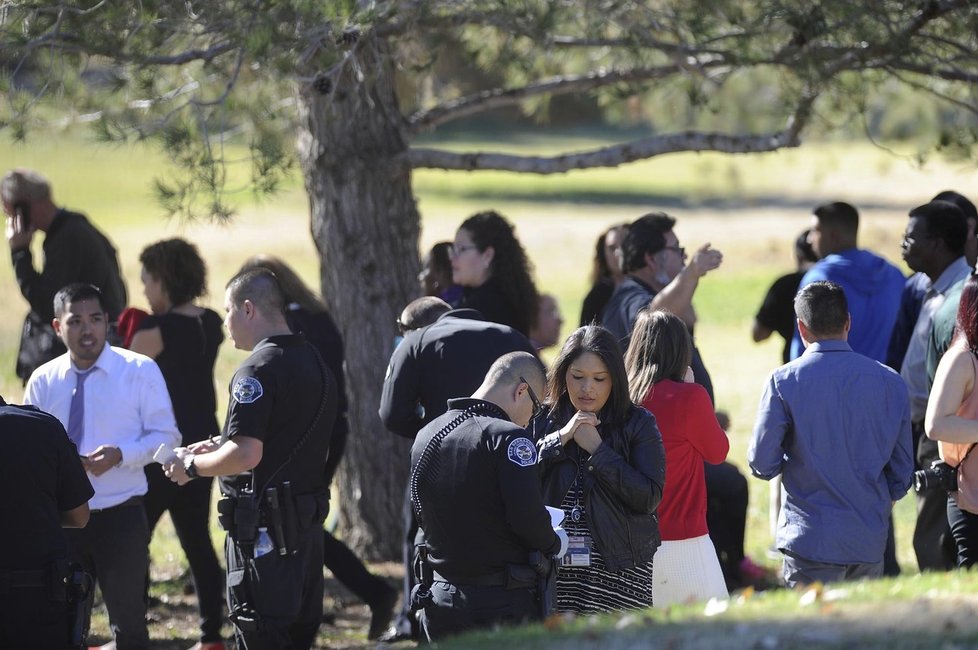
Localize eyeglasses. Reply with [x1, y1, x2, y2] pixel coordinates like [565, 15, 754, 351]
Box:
[901, 233, 934, 249]
[519, 376, 543, 419]
[661, 245, 686, 257]
[449, 244, 478, 257]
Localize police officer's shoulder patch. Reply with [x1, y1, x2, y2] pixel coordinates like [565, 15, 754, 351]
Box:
[507, 437, 537, 467]
[232, 376, 264, 404]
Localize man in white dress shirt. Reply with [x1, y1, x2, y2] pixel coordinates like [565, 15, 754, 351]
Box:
[24, 283, 180, 650]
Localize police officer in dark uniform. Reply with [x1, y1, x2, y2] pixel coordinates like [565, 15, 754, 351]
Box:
[410, 352, 565, 641]
[379, 298, 539, 641]
[164, 268, 335, 650]
[0, 393, 94, 649]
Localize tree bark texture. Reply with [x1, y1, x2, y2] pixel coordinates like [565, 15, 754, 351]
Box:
[296, 36, 418, 560]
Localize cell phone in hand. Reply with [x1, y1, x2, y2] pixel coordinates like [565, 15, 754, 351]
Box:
[13, 201, 30, 231]
[153, 444, 178, 465]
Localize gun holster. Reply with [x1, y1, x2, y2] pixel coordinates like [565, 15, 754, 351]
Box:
[63, 562, 93, 650]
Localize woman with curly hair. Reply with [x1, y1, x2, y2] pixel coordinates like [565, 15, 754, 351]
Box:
[451, 210, 539, 336]
[130, 237, 226, 649]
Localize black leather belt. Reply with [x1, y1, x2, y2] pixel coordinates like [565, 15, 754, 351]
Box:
[90, 494, 143, 514]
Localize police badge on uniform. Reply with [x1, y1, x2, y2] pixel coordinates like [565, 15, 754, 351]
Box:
[507, 437, 537, 467]
[232, 376, 263, 404]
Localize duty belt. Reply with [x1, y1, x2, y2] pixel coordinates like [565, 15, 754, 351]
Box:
[431, 569, 508, 587]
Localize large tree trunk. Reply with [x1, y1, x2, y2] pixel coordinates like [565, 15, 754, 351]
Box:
[296, 36, 417, 560]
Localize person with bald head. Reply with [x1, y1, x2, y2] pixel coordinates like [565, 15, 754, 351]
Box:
[410, 351, 564, 641]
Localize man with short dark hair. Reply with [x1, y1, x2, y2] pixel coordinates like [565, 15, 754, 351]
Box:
[2, 169, 127, 381]
[411, 351, 562, 640]
[165, 268, 336, 650]
[790, 201, 905, 362]
[749, 281, 913, 587]
[25, 283, 179, 650]
[0, 393, 93, 649]
[601, 212, 722, 400]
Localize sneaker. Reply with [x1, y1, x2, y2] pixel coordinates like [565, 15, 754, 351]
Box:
[187, 642, 225, 650]
[739, 556, 771, 585]
[368, 588, 399, 640]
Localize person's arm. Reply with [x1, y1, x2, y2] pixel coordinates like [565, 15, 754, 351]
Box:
[497, 432, 561, 555]
[684, 387, 730, 464]
[752, 320, 773, 342]
[167, 435, 264, 485]
[129, 326, 164, 359]
[584, 412, 665, 515]
[648, 243, 722, 319]
[60, 503, 90, 528]
[885, 381, 914, 500]
[378, 341, 424, 438]
[748, 374, 789, 480]
[113, 361, 182, 469]
[925, 345, 978, 443]
[11, 219, 87, 321]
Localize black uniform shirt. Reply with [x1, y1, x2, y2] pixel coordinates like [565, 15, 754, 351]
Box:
[219, 334, 337, 498]
[410, 398, 559, 581]
[380, 310, 535, 439]
[0, 404, 93, 569]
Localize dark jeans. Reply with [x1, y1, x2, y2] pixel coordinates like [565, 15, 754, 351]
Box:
[782, 552, 883, 588]
[65, 499, 150, 650]
[0, 579, 69, 649]
[144, 464, 224, 642]
[705, 461, 748, 588]
[226, 524, 324, 650]
[947, 495, 978, 568]
[421, 582, 537, 642]
[913, 433, 956, 571]
[323, 530, 392, 608]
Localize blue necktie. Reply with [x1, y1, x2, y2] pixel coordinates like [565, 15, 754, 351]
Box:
[67, 370, 92, 447]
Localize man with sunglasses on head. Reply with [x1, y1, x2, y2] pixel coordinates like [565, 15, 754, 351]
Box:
[410, 351, 565, 641]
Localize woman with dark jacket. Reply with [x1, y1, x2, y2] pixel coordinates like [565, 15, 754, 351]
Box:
[537, 325, 665, 613]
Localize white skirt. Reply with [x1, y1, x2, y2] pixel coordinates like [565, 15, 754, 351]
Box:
[651, 534, 729, 607]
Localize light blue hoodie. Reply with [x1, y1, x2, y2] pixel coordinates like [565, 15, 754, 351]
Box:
[789, 248, 906, 362]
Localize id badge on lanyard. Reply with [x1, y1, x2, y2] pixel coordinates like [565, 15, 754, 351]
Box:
[562, 534, 593, 567]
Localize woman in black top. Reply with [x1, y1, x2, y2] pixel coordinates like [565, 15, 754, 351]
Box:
[451, 211, 539, 336]
[130, 238, 225, 649]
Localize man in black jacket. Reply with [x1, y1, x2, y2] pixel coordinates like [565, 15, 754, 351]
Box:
[2, 169, 127, 382]
[411, 352, 563, 641]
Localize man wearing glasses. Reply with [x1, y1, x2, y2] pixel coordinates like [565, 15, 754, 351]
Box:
[410, 351, 564, 641]
[602, 211, 722, 398]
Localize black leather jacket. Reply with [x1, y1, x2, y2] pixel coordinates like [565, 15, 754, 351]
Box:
[538, 405, 665, 572]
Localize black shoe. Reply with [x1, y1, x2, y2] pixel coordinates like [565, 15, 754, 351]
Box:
[368, 589, 399, 640]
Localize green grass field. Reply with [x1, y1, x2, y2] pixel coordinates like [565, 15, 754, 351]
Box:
[4, 126, 978, 646]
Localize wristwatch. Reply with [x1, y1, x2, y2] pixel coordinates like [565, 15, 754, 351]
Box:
[184, 455, 200, 480]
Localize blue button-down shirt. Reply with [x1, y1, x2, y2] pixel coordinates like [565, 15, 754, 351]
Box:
[748, 340, 913, 565]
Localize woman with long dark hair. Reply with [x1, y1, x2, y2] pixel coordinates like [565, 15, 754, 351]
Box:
[537, 325, 665, 612]
[451, 211, 539, 335]
[580, 224, 626, 326]
[130, 238, 226, 649]
[625, 309, 729, 605]
[926, 273, 978, 567]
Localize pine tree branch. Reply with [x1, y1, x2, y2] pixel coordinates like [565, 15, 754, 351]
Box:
[407, 63, 726, 134]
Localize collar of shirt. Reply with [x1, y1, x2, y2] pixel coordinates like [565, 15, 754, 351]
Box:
[445, 397, 511, 422]
[930, 257, 972, 296]
[803, 340, 852, 355]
